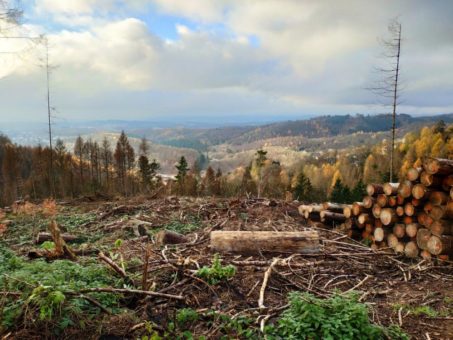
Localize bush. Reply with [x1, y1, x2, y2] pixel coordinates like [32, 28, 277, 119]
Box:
[195, 254, 236, 285]
[265, 292, 406, 340]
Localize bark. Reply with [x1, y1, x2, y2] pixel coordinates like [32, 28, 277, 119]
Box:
[367, 184, 384, 196]
[210, 231, 320, 254]
[155, 230, 189, 245]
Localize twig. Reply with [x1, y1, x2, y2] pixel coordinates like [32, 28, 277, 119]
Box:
[79, 294, 112, 314]
[258, 258, 279, 309]
[76, 287, 184, 300]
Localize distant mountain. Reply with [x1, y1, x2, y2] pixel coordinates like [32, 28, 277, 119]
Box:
[130, 113, 453, 149]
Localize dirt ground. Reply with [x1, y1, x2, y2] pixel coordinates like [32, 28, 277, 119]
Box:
[1, 196, 452, 339]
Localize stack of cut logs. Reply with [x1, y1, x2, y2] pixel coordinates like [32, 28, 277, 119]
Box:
[299, 157, 453, 260]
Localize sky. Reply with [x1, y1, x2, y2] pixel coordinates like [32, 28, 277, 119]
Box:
[0, 0, 453, 124]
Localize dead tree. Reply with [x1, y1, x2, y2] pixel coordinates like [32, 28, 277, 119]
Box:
[369, 18, 402, 183]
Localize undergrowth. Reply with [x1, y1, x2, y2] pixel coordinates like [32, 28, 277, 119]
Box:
[0, 244, 122, 335]
[265, 292, 408, 340]
[195, 254, 236, 285]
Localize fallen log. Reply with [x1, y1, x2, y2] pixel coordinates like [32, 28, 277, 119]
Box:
[35, 232, 79, 244]
[403, 202, 415, 217]
[155, 230, 189, 245]
[372, 204, 382, 218]
[210, 231, 320, 254]
[322, 202, 349, 213]
[429, 191, 448, 205]
[376, 194, 388, 208]
[362, 196, 375, 209]
[412, 184, 427, 199]
[442, 175, 453, 191]
[429, 205, 446, 221]
[320, 211, 346, 223]
[352, 202, 365, 216]
[423, 157, 453, 175]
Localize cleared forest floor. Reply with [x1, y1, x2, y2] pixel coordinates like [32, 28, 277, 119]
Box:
[1, 197, 452, 339]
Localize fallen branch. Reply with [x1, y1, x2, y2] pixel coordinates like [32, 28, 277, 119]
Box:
[76, 287, 184, 300]
[258, 258, 279, 309]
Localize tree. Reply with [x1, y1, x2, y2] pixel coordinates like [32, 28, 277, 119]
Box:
[114, 131, 134, 195]
[293, 171, 313, 201]
[100, 137, 113, 189]
[254, 149, 267, 198]
[330, 179, 351, 204]
[74, 136, 84, 184]
[351, 180, 367, 202]
[369, 18, 402, 182]
[175, 156, 189, 194]
[202, 166, 216, 196]
[139, 137, 150, 157]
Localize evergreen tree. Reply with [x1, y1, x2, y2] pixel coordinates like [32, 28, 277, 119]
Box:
[114, 131, 134, 195]
[74, 136, 84, 183]
[351, 180, 367, 202]
[175, 156, 189, 194]
[293, 171, 313, 201]
[330, 179, 352, 203]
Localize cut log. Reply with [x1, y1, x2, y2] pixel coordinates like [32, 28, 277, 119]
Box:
[380, 208, 397, 226]
[394, 242, 405, 253]
[322, 202, 349, 213]
[362, 196, 375, 209]
[420, 249, 432, 260]
[365, 223, 374, 234]
[429, 205, 446, 221]
[343, 206, 352, 218]
[388, 196, 397, 207]
[403, 202, 415, 217]
[398, 180, 413, 198]
[374, 227, 388, 242]
[429, 191, 448, 205]
[412, 184, 427, 199]
[375, 219, 383, 229]
[396, 194, 405, 205]
[155, 230, 189, 245]
[417, 212, 434, 227]
[404, 241, 419, 258]
[403, 216, 414, 225]
[427, 235, 453, 255]
[423, 202, 434, 214]
[210, 231, 320, 254]
[383, 182, 399, 196]
[447, 200, 453, 219]
[411, 198, 422, 207]
[404, 241, 420, 259]
[367, 184, 385, 196]
[405, 223, 420, 238]
[387, 233, 399, 249]
[372, 204, 382, 218]
[320, 211, 346, 223]
[430, 220, 453, 237]
[420, 171, 443, 187]
[416, 228, 432, 250]
[376, 194, 388, 208]
[35, 232, 79, 244]
[357, 213, 371, 225]
[393, 224, 406, 238]
[406, 167, 421, 181]
[442, 175, 453, 191]
[423, 157, 453, 175]
[395, 206, 405, 217]
[352, 202, 365, 216]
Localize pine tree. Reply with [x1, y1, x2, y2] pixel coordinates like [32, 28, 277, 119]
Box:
[351, 180, 367, 202]
[203, 166, 216, 195]
[100, 137, 112, 190]
[293, 171, 313, 201]
[74, 136, 84, 183]
[175, 156, 189, 195]
[330, 179, 352, 203]
[114, 131, 134, 195]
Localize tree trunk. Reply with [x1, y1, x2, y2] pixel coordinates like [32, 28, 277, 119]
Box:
[35, 232, 79, 244]
[430, 220, 453, 237]
[380, 208, 397, 225]
[210, 231, 320, 254]
[367, 184, 384, 196]
[398, 180, 413, 198]
[405, 223, 419, 238]
[406, 168, 421, 181]
[404, 241, 419, 258]
[416, 228, 431, 250]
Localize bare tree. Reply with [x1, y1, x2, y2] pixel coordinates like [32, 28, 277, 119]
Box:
[0, 0, 22, 32]
[369, 18, 402, 182]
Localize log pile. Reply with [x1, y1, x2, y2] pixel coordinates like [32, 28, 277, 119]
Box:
[299, 157, 453, 260]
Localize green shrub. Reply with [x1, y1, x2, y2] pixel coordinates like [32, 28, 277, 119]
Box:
[176, 308, 199, 328]
[0, 244, 121, 333]
[265, 292, 405, 340]
[195, 254, 236, 285]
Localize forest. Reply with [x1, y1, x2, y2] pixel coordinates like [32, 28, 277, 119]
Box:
[0, 120, 451, 206]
